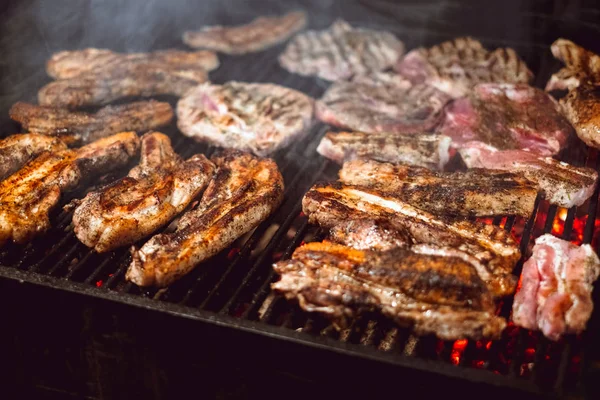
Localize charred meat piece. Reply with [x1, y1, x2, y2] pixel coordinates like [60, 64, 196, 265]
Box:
[395, 37, 533, 98]
[46, 48, 219, 80]
[439, 83, 573, 156]
[272, 242, 507, 340]
[339, 159, 537, 217]
[279, 19, 404, 81]
[0, 134, 67, 181]
[10, 101, 173, 144]
[303, 182, 519, 298]
[560, 84, 600, 149]
[177, 82, 314, 156]
[183, 11, 307, 54]
[127, 150, 284, 287]
[459, 145, 597, 208]
[545, 39, 600, 92]
[0, 132, 140, 246]
[73, 132, 214, 253]
[512, 234, 600, 341]
[328, 219, 412, 251]
[317, 131, 451, 170]
[316, 73, 451, 133]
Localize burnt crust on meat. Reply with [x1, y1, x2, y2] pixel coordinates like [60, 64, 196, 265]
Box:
[0, 133, 68, 181]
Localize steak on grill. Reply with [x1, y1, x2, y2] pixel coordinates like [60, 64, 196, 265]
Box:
[560, 84, 600, 149]
[512, 234, 600, 341]
[176, 82, 314, 156]
[272, 241, 507, 340]
[182, 11, 307, 54]
[545, 39, 600, 92]
[127, 150, 284, 287]
[328, 218, 412, 251]
[395, 37, 533, 98]
[9, 101, 173, 144]
[72, 132, 215, 253]
[0, 134, 67, 181]
[279, 19, 404, 81]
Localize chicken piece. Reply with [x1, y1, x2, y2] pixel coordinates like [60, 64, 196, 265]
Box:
[545, 39, 600, 92]
[560, 84, 600, 149]
[0, 134, 67, 181]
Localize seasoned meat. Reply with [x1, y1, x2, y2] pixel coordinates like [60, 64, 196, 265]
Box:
[545, 39, 600, 92]
[512, 234, 600, 341]
[395, 37, 533, 98]
[279, 19, 404, 81]
[459, 145, 598, 208]
[73, 132, 214, 253]
[127, 150, 284, 287]
[339, 159, 537, 217]
[315, 73, 451, 133]
[302, 182, 519, 298]
[0, 134, 67, 181]
[10, 101, 173, 144]
[439, 83, 573, 156]
[176, 82, 314, 156]
[316, 131, 451, 170]
[560, 84, 600, 149]
[0, 132, 140, 246]
[183, 11, 307, 54]
[328, 219, 411, 251]
[272, 241, 507, 340]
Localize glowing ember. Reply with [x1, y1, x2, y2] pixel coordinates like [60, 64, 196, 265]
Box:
[95, 280, 103, 287]
[450, 339, 468, 365]
[227, 248, 240, 260]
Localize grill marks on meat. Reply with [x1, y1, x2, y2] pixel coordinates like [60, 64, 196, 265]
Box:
[127, 150, 284, 287]
[339, 159, 537, 217]
[279, 19, 404, 81]
[512, 234, 600, 341]
[395, 37, 533, 98]
[272, 242, 507, 340]
[177, 82, 314, 156]
[9, 101, 173, 144]
[0, 132, 140, 246]
[316, 73, 451, 134]
[0, 134, 67, 181]
[72, 132, 215, 253]
[546, 39, 600, 92]
[317, 131, 451, 170]
[183, 11, 307, 54]
[560, 83, 600, 150]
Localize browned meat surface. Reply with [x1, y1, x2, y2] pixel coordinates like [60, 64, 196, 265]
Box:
[545, 39, 600, 92]
[127, 150, 284, 287]
[272, 241, 507, 340]
[560, 84, 600, 149]
[0, 132, 140, 246]
[328, 219, 411, 251]
[0, 134, 67, 180]
[73, 132, 215, 253]
[183, 11, 307, 54]
[339, 159, 537, 217]
[10, 101, 173, 144]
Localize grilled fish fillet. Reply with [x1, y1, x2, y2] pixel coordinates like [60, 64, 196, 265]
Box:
[0, 134, 67, 181]
[183, 11, 307, 54]
[0, 132, 140, 246]
[545, 39, 600, 92]
[272, 242, 507, 340]
[73, 132, 215, 253]
[10, 101, 173, 144]
[339, 159, 537, 217]
[127, 150, 284, 287]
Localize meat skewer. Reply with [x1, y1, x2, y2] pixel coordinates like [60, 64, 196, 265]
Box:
[0, 133, 67, 181]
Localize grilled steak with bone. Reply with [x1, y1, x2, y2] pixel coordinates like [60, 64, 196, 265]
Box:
[127, 150, 284, 287]
[0, 132, 140, 246]
[73, 132, 215, 253]
[0, 134, 67, 181]
[183, 11, 307, 54]
[272, 241, 507, 340]
[10, 101, 173, 144]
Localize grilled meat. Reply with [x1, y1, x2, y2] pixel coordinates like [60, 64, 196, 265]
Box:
[395, 37, 533, 98]
[545, 39, 600, 92]
[0, 132, 140, 246]
[176, 82, 314, 156]
[560, 84, 600, 149]
[127, 150, 284, 287]
[183, 11, 307, 54]
[0, 134, 67, 181]
[315, 73, 451, 133]
[46, 48, 219, 80]
[272, 242, 507, 340]
[302, 182, 519, 297]
[460, 145, 597, 208]
[439, 83, 573, 156]
[512, 234, 600, 341]
[339, 159, 537, 217]
[328, 219, 412, 251]
[279, 19, 404, 81]
[317, 131, 451, 170]
[10, 101, 173, 144]
[73, 132, 214, 253]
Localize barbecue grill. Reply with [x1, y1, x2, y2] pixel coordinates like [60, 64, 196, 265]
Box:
[1, 0, 600, 398]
